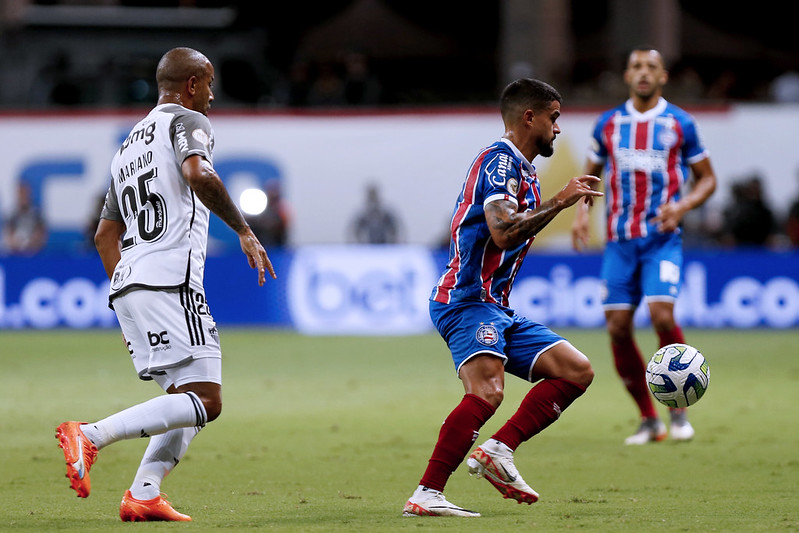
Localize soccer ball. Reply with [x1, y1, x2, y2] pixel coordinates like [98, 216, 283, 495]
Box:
[646, 343, 710, 408]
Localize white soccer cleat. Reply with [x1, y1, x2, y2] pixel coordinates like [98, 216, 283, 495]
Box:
[669, 409, 695, 441]
[466, 439, 539, 504]
[402, 486, 480, 517]
[624, 417, 667, 445]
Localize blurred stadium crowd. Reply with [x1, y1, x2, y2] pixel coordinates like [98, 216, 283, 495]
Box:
[2, 0, 799, 256]
[1, 0, 798, 110]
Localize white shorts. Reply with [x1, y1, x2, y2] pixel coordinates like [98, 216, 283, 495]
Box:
[113, 286, 222, 389]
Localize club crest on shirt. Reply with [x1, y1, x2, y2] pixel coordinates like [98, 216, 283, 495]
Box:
[657, 128, 678, 149]
[475, 323, 499, 346]
[507, 177, 519, 196]
[192, 128, 209, 146]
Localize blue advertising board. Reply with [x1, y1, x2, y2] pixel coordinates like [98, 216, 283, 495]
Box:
[1, 247, 797, 331]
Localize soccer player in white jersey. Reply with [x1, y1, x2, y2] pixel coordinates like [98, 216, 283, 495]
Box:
[572, 47, 716, 444]
[55, 47, 275, 521]
[403, 79, 602, 517]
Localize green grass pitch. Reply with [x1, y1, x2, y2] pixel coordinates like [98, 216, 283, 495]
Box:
[1, 328, 798, 531]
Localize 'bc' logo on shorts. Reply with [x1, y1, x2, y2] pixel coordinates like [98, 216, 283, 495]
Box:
[475, 323, 499, 346]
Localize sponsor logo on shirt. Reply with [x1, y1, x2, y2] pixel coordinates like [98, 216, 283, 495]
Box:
[175, 122, 189, 153]
[110, 264, 131, 291]
[119, 121, 156, 155]
[615, 148, 669, 173]
[486, 153, 514, 187]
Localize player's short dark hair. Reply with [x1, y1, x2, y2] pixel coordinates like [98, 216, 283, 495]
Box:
[500, 78, 562, 122]
[631, 44, 658, 54]
[626, 45, 667, 69]
[156, 47, 210, 90]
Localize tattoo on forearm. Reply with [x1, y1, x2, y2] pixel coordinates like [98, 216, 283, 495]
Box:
[488, 199, 562, 246]
[193, 177, 247, 233]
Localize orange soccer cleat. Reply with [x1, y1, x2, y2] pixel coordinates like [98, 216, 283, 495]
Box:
[55, 421, 98, 498]
[119, 490, 192, 522]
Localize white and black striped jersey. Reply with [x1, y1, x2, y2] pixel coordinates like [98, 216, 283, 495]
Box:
[101, 103, 215, 300]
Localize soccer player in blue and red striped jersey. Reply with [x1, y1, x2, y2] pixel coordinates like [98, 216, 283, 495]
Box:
[403, 79, 603, 517]
[572, 47, 717, 445]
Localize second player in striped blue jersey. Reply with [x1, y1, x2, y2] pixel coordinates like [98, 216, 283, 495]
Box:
[588, 94, 708, 242]
[572, 47, 717, 445]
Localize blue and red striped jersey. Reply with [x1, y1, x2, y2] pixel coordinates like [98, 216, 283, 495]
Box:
[432, 138, 541, 307]
[588, 97, 709, 242]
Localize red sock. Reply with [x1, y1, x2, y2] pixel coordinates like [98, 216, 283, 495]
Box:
[657, 325, 685, 347]
[612, 337, 658, 419]
[491, 378, 587, 451]
[419, 394, 495, 492]
[658, 326, 687, 414]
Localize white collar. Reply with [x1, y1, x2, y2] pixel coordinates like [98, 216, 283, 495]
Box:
[624, 97, 667, 121]
[500, 137, 536, 175]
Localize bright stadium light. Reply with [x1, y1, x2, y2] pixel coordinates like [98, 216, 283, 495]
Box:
[239, 188, 268, 215]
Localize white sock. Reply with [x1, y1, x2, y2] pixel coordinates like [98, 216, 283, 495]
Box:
[129, 427, 200, 500]
[80, 392, 207, 449]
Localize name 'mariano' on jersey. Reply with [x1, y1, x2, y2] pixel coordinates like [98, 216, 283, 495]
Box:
[101, 103, 215, 300]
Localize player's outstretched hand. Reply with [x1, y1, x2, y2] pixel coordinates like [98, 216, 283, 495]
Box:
[239, 230, 276, 286]
[557, 175, 603, 209]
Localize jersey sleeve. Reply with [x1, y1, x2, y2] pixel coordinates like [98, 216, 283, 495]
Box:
[680, 114, 709, 164]
[480, 150, 522, 207]
[587, 115, 609, 165]
[170, 109, 214, 165]
[99, 182, 122, 222]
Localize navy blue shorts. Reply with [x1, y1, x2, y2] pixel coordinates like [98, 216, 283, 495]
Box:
[429, 300, 566, 382]
[601, 232, 683, 308]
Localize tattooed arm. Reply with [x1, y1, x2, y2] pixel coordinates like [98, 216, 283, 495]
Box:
[182, 154, 276, 284]
[486, 174, 603, 250]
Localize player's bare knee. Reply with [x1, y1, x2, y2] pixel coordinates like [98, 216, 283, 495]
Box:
[556, 349, 594, 389]
[174, 383, 223, 422]
[190, 390, 222, 422]
[471, 383, 504, 409]
[606, 312, 634, 341]
[607, 322, 633, 343]
[573, 359, 595, 389]
[203, 398, 222, 422]
[484, 387, 504, 408]
[651, 315, 677, 333]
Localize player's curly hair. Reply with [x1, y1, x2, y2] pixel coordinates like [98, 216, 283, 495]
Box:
[500, 78, 562, 123]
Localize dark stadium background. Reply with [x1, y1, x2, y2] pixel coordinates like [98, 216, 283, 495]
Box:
[1, 0, 796, 111]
